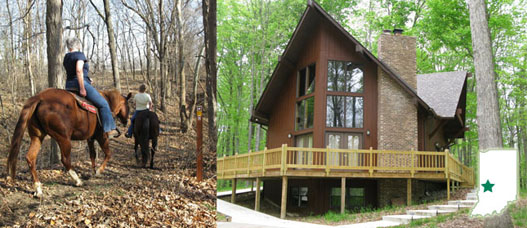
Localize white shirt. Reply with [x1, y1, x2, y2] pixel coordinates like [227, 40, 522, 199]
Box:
[134, 93, 152, 111]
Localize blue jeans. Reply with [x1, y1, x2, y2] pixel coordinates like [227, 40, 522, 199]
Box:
[127, 110, 138, 136]
[65, 79, 116, 133]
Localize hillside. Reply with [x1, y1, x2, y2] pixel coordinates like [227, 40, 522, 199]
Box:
[0, 77, 216, 227]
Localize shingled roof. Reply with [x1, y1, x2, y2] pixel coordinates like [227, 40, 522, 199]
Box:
[417, 71, 469, 118]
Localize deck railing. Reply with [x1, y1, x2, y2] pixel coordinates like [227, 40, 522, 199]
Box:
[217, 145, 474, 186]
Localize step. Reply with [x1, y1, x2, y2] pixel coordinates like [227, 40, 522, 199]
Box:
[428, 204, 471, 211]
[466, 195, 477, 200]
[406, 209, 452, 216]
[382, 214, 431, 224]
[467, 193, 477, 198]
[448, 200, 477, 206]
[345, 220, 402, 228]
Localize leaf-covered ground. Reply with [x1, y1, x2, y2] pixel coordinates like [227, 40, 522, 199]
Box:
[0, 92, 217, 227]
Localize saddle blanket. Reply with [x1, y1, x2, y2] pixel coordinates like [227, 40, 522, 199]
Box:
[67, 90, 98, 114]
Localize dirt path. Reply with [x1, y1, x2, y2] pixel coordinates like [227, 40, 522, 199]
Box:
[0, 105, 216, 227]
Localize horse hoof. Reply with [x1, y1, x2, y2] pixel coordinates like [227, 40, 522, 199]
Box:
[75, 181, 83, 187]
[34, 182, 43, 198]
[34, 192, 43, 198]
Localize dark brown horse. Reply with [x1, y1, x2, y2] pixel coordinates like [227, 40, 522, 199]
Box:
[6, 88, 131, 197]
[133, 110, 160, 168]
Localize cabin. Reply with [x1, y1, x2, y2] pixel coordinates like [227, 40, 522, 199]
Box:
[217, 0, 474, 218]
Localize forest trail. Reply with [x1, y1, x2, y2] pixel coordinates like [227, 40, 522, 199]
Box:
[0, 86, 216, 227]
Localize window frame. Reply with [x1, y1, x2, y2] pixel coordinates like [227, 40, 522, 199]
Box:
[326, 60, 365, 130]
[295, 63, 316, 131]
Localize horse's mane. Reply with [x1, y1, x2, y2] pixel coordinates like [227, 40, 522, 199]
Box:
[101, 89, 125, 111]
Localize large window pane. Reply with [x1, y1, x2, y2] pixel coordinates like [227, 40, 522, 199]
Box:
[327, 60, 363, 93]
[326, 96, 345, 127]
[296, 100, 305, 131]
[298, 64, 316, 97]
[307, 65, 316, 94]
[330, 188, 341, 208]
[296, 97, 315, 130]
[327, 96, 363, 128]
[345, 97, 363, 128]
[298, 68, 306, 97]
[306, 96, 314, 128]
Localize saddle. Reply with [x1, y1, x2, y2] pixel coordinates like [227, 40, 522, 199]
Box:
[66, 88, 98, 114]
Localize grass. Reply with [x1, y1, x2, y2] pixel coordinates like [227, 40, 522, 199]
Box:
[217, 180, 253, 192]
[217, 213, 227, 222]
[301, 203, 434, 224]
[509, 200, 527, 227]
[321, 211, 356, 222]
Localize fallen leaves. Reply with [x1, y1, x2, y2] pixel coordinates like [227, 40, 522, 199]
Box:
[0, 92, 217, 227]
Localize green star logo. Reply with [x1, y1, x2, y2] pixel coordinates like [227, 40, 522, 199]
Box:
[482, 179, 495, 192]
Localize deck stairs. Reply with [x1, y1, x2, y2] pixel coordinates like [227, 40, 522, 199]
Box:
[379, 189, 476, 226]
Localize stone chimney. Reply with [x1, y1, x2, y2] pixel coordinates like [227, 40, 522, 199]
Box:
[376, 29, 418, 151]
[378, 29, 417, 90]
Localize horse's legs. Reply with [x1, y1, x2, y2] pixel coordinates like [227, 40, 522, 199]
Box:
[134, 137, 140, 166]
[87, 139, 97, 174]
[150, 137, 157, 169]
[26, 135, 45, 197]
[56, 138, 83, 187]
[95, 135, 112, 176]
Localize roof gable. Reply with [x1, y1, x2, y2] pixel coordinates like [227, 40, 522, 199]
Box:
[252, 0, 435, 124]
[417, 71, 469, 118]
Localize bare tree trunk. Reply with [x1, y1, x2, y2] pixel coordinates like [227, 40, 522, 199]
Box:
[6, 0, 17, 105]
[176, 0, 189, 132]
[203, 0, 217, 151]
[20, 0, 36, 96]
[247, 51, 255, 151]
[187, 46, 205, 130]
[89, 0, 121, 91]
[46, 0, 64, 166]
[468, 0, 503, 150]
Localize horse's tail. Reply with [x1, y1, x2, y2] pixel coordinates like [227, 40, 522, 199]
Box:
[7, 96, 40, 179]
[140, 112, 151, 166]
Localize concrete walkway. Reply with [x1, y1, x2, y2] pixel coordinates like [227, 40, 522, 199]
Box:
[217, 199, 328, 228]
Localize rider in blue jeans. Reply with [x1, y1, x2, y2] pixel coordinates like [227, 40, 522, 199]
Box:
[63, 37, 119, 138]
[125, 84, 153, 138]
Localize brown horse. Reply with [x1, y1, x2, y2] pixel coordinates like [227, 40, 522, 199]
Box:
[6, 88, 131, 197]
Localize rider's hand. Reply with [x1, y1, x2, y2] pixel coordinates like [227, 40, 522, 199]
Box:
[80, 88, 87, 97]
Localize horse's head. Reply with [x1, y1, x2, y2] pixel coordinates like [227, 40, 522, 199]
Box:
[103, 90, 132, 125]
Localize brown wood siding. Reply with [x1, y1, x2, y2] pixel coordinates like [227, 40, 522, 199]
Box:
[267, 25, 323, 148]
[267, 19, 378, 150]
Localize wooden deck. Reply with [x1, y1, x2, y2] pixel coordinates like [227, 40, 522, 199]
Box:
[217, 144, 474, 186]
[218, 145, 475, 218]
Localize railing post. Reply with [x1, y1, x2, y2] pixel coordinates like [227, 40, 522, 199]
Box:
[325, 146, 330, 176]
[234, 152, 238, 177]
[281, 144, 287, 175]
[247, 150, 251, 175]
[410, 148, 415, 177]
[222, 154, 226, 178]
[444, 149, 449, 179]
[262, 147, 267, 176]
[369, 147, 373, 177]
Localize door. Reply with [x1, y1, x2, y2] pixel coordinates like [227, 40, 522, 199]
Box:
[326, 132, 363, 166]
[294, 134, 313, 165]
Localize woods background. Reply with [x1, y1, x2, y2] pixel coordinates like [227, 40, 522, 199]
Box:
[216, 0, 527, 190]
